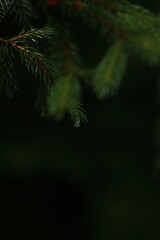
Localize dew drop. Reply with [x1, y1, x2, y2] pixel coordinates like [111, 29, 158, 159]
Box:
[31, 38, 37, 43]
[74, 117, 81, 127]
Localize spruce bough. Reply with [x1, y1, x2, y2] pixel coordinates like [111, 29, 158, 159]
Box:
[0, 0, 160, 126]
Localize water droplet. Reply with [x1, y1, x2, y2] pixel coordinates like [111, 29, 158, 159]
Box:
[31, 38, 37, 43]
[74, 117, 81, 127]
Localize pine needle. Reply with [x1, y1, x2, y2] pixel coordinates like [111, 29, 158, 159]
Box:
[93, 39, 127, 99]
[48, 73, 87, 126]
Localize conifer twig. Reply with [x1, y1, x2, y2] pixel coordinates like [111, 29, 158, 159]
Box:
[0, 38, 55, 83]
[62, 1, 125, 40]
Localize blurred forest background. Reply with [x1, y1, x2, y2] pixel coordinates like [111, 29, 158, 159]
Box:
[0, 0, 160, 239]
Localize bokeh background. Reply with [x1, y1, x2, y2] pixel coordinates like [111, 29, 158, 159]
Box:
[0, 0, 160, 239]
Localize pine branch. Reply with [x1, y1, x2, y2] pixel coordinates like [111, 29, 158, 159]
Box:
[11, 27, 55, 43]
[99, 0, 160, 34]
[0, 27, 57, 99]
[1, 0, 160, 126]
[61, 1, 160, 65]
[45, 20, 86, 124]
[0, 43, 17, 97]
[19, 46, 56, 86]
[60, 1, 125, 39]
[9, 0, 36, 27]
[0, 0, 10, 22]
[50, 22, 82, 75]
[127, 33, 160, 65]
[93, 39, 127, 99]
[48, 73, 87, 126]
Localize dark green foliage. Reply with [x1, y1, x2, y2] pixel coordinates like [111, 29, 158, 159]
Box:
[93, 39, 127, 99]
[0, 0, 160, 125]
[0, 43, 17, 97]
[0, 0, 10, 22]
[0, 27, 56, 99]
[48, 73, 87, 126]
[9, 0, 36, 27]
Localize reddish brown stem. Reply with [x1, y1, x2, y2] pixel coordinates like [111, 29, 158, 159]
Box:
[11, 31, 40, 42]
[85, 8, 125, 40]
[62, 1, 125, 40]
[0, 38, 54, 82]
[63, 42, 73, 73]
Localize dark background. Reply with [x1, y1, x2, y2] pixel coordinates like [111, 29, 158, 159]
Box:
[0, 0, 160, 239]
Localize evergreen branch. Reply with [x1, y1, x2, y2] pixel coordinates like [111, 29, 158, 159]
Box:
[0, 39, 49, 79]
[60, 30, 81, 75]
[0, 26, 58, 117]
[61, 1, 125, 40]
[49, 20, 82, 76]
[0, 0, 11, 22]
[0, 43, 17, 97]
[1, 0, 160, 126]
[47, 22, 85, 124]
[86, 0, 160, 38]
[62, 0, 160, 38]
[11, 27, 55, 43]
[48, 73, 87, 126]
[18, 45, 56, 86]
[93, 39, 127, 99]
[127, 33, 160, 65]
[0, 27, 56, 86]
[85, 7, 125, 40]
[9, 0, 36, 27]
[87, 0, 148, 31]
[104, 0, 160, 65]
[107, 0, 160, 31]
